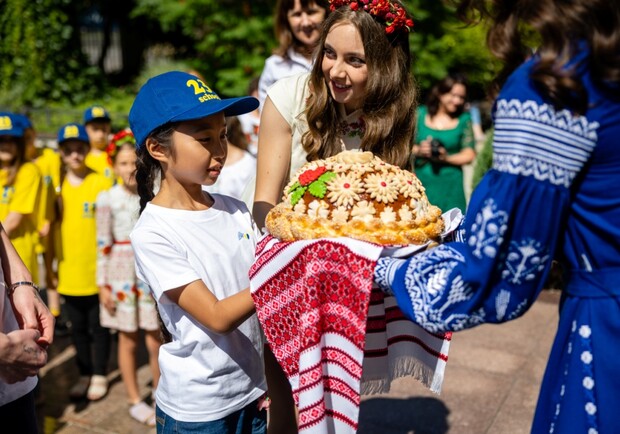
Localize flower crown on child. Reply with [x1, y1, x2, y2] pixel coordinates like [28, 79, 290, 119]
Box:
[106, 128, 136, 164]
[329, 0, 414, 34]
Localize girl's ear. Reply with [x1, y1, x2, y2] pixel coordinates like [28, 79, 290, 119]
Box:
[145, 137, 168, 163]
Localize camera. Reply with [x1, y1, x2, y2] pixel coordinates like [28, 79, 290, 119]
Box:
[429, 138, 445, 159]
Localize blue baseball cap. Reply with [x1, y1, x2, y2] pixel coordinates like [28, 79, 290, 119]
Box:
[84, 106, 111, 124]
[129, 71, 259, 148]
[0, 113, 25, 137]
[57, 123, 90, 146]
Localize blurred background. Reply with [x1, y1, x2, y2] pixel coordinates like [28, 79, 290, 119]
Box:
[0, 0, 497, 137]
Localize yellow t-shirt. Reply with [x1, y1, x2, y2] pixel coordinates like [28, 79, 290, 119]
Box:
[57, 172, 113, 296]
[33, 150, 61, 254]
[35, 148, 62, 193]
[85, 151, 115, 184]
[0, 163, 43, 283]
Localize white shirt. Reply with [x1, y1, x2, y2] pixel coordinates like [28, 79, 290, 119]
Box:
[203, 151, 256, 201]
[268, 72, 365, 179]
[258, 47, 313, 109]
[130, 194, 266, 422]
[238, 113, 260, 156]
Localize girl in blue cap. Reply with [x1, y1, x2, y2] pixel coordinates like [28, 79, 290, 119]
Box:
[128, 71, 268, 434]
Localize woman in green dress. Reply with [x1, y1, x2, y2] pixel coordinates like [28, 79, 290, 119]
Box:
[412, 74, 476, 213]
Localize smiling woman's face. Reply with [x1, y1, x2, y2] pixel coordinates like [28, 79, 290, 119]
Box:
[321, 22, 368, 114]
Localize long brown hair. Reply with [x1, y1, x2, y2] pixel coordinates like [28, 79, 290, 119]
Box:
[303, 3, 416, 167]
[273, 0, 330, 58]
[455, 0, 620, 114]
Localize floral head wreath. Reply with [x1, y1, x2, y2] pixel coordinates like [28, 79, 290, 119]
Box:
[329, 0, 414, 34]
[105, 128, 136, 164]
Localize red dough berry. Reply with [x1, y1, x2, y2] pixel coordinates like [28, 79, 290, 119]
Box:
[299, 166, 327, 186]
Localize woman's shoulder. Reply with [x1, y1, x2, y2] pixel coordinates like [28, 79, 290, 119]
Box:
[269, 71, 310, 95]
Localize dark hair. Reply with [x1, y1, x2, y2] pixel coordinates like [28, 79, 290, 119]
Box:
[454, 0, 620, 114]
[273, 0, 330, 58]
[303, 3, 415, 167]
[426, 74, 468, 118]
[0, 136, 26, 187]
[135, 124, 175, 213]
[226, 117, 249, 151]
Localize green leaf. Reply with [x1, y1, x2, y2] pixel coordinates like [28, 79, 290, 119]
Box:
[288, 181, 301, 193]
[290, 186, 307, 207]
[318, 171, 336, 183]
[308, 181, 327, 198]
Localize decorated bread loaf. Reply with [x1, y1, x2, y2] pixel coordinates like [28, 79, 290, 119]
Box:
[266, 150, 444, 245]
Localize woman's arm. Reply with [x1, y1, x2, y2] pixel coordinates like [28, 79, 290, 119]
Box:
[166, 281, 255, 334]
[0, 223, 54, 345]
[253, 96, 294, 229]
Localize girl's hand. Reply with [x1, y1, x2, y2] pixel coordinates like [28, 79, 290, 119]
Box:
[257, 393, 271, 411]
[99, 286, 116, 315]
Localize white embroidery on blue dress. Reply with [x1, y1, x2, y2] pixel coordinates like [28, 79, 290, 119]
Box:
[492, 99, 599, 187]
[578, 324, 599, 432]
[495, 289, 510, 320]
[468, 199, 508, 258]
[402, 246, 485, 332]
[501, 238, 549, 284]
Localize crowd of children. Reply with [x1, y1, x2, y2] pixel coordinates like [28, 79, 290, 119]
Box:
[0, 108, 163, 426]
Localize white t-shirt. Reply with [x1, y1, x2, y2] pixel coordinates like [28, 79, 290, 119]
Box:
[258, 48, 313, 109]
[203, 151, 256, 201]
[238, 113, 260, 156]
[268, 72, 365, 178]
[130, 194, 266, 422]
[0, 271, 37, 406]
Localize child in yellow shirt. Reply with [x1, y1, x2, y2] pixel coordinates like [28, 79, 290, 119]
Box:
[0, 113, 44, 285]
[84, 106, 114, 183]
[56, 123, 114, 401]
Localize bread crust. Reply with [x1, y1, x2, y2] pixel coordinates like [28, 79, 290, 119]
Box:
[266, 151, 444, 246]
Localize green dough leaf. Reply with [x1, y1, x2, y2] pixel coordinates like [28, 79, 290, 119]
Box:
[290, 186, 307, 206]
[318, 171, 337, 183]
[308, 181, 327, 198]
[288, 181, 301, 193]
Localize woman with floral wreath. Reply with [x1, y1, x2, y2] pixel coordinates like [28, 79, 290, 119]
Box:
[252, 1, 416, 431]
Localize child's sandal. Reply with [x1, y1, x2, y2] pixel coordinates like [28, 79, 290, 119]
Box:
[130, 401, 156, 426]
[86, 375, 108, 401]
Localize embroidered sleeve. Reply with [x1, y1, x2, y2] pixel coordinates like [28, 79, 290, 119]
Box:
[376, 98, 599, 333]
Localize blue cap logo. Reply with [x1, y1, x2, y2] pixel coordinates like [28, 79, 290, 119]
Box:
[57, 123, 90, 145]
[84, 106, 111, 123]
[0, 114, 25, 138]
[129, 71, 259, 149]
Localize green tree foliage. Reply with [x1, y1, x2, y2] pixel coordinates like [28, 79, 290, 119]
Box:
[132, 0, 275, 96]
[0, 0, 103, 109]
[409, 0, 498, 99]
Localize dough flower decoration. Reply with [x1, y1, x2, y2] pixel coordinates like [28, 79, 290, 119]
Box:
[289, 167, 337, 206]
[327, 173, 363, 207]
[365, 172, 399, 203]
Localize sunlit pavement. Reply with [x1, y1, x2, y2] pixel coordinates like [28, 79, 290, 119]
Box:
[36, 290, 559, 434]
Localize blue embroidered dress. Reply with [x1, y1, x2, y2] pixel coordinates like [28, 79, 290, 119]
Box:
[375, 51, 620, 434]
